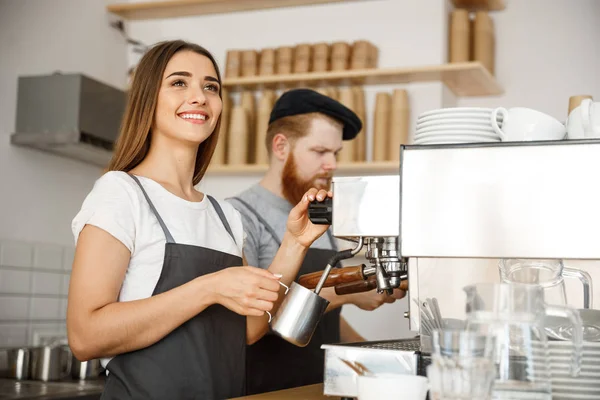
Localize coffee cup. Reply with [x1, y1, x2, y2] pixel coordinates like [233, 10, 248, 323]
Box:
[491, 107, 566, 141]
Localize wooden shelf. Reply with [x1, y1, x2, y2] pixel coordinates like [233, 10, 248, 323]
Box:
[206, 161, 400, 176]
[451, 0, 505, 11]
[223, 62, 503, 97]
[106, 0, 354, 20]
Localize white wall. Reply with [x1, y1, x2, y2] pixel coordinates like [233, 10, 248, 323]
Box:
[0, 0, 128, 245]
[456, 0, 600, 120]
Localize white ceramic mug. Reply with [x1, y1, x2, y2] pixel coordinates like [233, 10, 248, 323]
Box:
[357, 374, 428, 400]
[491, 107, 566, 142]
[567, 99, 600, 139]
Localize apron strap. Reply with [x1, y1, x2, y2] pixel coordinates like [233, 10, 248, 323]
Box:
[207, 195, 237, 246]
[229, 197, 337, 250]
[128, 174, 176, 244]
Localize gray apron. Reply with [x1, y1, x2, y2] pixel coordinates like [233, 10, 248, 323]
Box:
[101, 175, 245, 400]
[229, 197, 341, 395]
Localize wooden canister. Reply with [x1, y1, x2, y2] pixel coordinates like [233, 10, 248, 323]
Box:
[258, 48, 276, 76]
[312, 43, 330, 72]
[352, 87, 367, 162]
[241, 50, 258, 77]
[294, 44, 312, 73]
[337, 88, 356, 163]
[225, 50, 241, 78]
[331, 42, 350, 71]
[389, 89, 409, 161]
[212, 89, 231, 165]
[350, 40, 371, 70]
[227, 106, 248, 165]
[473, 11, 495, 74]
[368, 42, 379, 68]
[240, 91, 256, 163]
[449, 9, 470, 63]
[276, 46, 294, 75]
[255, 90, 276, 165]
[373, 92, 391, 162]
[569, 95, 594, 115]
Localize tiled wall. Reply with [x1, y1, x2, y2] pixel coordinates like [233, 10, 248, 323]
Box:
[0, 239, 74, 347]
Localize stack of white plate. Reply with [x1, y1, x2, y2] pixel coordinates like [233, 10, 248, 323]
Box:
[530, 341, 600, 399]
[414, 107, 504, 145]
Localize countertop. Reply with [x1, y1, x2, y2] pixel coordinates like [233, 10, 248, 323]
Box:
[0, 378, 104, 400]
[0, 379, 330, 400]
[230, 384, 331, 399]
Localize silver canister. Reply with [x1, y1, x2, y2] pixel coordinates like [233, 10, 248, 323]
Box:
[31, 344, 72, 381]
[71, 357, 104, 380]
[0, 347, 31, 380]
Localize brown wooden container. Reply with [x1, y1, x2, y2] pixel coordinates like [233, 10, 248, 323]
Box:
[449, 9, 470, 63]
[227, 106, 248, 165]
[368, 42, 379, 68]
[337, 88, 356, 163]
[225, 50, 241, 78]
[258, 48, 276, 76]
[241, 50, 258, 77]
[276, 46, 294, 75]
[352, 87, 367, 162]
[569, 95, 593, 115]
[255, 90, 276, 165]
[331, 42, 350, 71]
[294, 44, 312, 73]
[240, 92, 256, 163]
[312, 43, 330, 72]
[212, 89, 231, 165]
[389, 89, 409, 161]
[350, 40, 378, 69]
[373, 92, 391, 162]
[473, 11, 495, 74]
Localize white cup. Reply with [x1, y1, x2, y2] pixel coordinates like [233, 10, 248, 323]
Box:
[357, 374, 428, 400]
[567, 99, 600, 139]
[491, 107, 566, 141]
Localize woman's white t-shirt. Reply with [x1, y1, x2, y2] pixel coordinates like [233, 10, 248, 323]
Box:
[71, 171, 245, 366]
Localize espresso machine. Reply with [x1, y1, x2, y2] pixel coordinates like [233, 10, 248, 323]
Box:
[297, 139, 600, 398]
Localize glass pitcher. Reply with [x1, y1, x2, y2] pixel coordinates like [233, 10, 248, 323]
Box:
[498, 259, 592, 309]
[464, 283, 583, 400]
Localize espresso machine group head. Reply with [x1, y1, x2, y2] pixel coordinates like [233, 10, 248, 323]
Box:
[307, 176, 407, 295]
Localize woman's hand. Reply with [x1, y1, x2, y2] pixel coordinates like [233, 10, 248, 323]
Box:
[286, 188, 332, 248]
[211, 266, 282, 317]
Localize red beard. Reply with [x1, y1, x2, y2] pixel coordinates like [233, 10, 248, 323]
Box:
[281, 151, 332, 205]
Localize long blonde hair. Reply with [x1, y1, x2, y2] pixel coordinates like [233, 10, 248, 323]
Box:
[107, 40, 222, 185]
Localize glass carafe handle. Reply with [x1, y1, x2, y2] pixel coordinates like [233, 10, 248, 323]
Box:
[545, 304, 583, 377]
[563, 266, 593, 309]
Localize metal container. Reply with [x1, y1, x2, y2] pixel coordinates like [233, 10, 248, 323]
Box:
[270, 282, 329, 347]
[71, 357, 104, 380]
[31, 344, 72, 381]
[0, 347, 31, 380]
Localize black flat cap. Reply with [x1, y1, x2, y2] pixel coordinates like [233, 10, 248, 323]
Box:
[269, 88, 362, 140]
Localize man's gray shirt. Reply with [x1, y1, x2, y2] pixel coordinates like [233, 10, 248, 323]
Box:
[227, 184, 336, 269]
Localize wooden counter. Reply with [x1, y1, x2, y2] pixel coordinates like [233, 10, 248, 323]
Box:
[230, 383, 332, 399]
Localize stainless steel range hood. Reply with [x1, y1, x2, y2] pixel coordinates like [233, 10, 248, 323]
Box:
[10, 73, 126, 167]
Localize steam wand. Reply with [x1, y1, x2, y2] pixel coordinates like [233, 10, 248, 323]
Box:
[314, 237, 364, 294]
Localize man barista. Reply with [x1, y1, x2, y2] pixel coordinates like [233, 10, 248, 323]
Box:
[228, 89, 407, 395]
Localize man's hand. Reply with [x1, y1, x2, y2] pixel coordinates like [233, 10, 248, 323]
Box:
[347, 288, 406, 311]
[286, 188, 332, 248]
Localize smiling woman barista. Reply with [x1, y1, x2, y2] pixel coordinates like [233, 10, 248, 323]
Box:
[66, 40, 332, 400]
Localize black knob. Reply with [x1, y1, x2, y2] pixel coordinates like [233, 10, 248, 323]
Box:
[308, 197, 332, 225]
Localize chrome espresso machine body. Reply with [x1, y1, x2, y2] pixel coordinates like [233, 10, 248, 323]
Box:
[311, 139, 600, 398]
